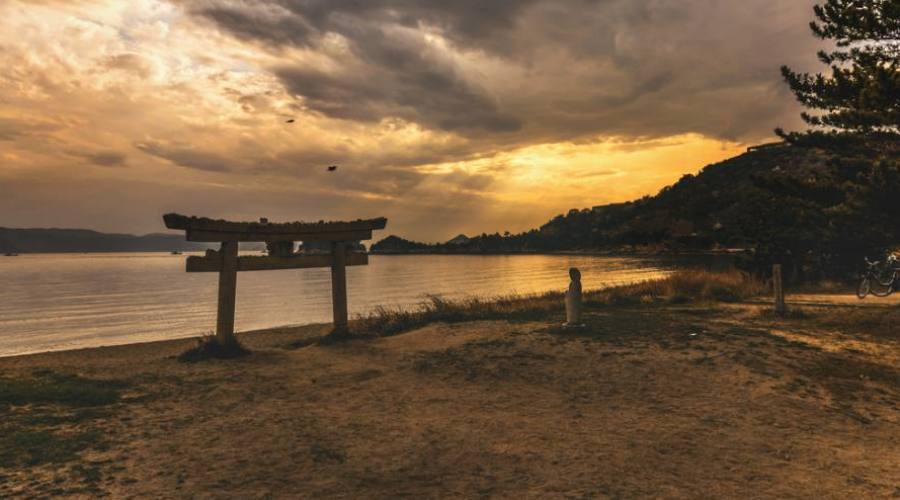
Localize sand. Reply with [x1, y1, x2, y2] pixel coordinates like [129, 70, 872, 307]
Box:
[1, 303, 898, 499]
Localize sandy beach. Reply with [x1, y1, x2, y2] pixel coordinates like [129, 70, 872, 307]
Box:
[1, 297, 898, 499]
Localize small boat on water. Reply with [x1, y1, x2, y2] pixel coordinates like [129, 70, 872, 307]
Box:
[170, 251, 183, 255]
[4, 252, 19, 256]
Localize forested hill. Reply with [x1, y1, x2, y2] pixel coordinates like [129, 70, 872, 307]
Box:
[524, 143, 835, 253]
[370, 143, 852, 268]
[0, 228, 208, 253]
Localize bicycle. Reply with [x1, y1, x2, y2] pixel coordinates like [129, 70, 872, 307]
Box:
[857, 255, 899, 299]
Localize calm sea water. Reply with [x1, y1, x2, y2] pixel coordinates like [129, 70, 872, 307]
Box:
[0, 253, 676, 357]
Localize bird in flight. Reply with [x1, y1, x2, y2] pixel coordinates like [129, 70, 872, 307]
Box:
[285, 118, 295, 123]
[327, 165, 338, 172]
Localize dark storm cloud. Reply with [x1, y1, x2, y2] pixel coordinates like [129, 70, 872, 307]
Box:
[68, 149, 129, 167]
[101, 53, 153, 78]
[265, 148, 440, 197]
[0, 117, 63, 141]
[86, 151, 128, 167]
[274, 63, 520, 133]
[267, 18, 523, 132]
[132, 138, 426, 196]
[187, 0, 531, 133]
[135, 140, 232, 172]
[186, 0, 822, 145]
[0, 119, 24, 141]
[276, 152, 497, 201]
[190, 0, 541, 50]
[438, 170, 496, 192]
[131, 136, 498, 202]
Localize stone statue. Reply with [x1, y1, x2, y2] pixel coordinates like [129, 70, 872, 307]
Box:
[565, 267, 584, 327]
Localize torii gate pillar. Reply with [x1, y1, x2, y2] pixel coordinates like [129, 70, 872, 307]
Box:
[216, 241, 239, 346]
[163, 213, 387, 345]
[330, 241, 349, 333]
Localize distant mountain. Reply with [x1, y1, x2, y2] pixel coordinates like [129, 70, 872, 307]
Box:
[446, 234, 470, 246]
[369, 235, 434, 254]
[0, 228, 210, 253]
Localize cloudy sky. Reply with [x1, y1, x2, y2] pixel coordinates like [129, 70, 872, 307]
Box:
[0, 0, 824, 240]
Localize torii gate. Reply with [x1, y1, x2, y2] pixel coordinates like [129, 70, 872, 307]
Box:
[163, 213, 387, 346]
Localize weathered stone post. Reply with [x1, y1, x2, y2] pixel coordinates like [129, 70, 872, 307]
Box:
[565, 267, 585, 328]
[773, 264, 787, 316]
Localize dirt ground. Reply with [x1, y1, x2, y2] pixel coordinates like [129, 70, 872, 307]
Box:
[1, 302, 898, 499]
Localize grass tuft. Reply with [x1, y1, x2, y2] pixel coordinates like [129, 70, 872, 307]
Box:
[587, 269, 765, 306]
[178, 335, 250, 363]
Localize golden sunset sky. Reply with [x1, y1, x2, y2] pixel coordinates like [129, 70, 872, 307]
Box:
[0, 0, 824, 241]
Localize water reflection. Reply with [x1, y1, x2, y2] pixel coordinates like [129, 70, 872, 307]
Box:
[0, 253, 675, 356]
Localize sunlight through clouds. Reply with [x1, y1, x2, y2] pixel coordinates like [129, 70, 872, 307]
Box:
[0, 0, 821, 240]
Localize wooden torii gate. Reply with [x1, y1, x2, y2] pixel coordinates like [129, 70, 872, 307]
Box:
[163, 213, 387, 345]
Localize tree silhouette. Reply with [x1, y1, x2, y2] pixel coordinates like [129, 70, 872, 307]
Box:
[778, 0, 899, 138]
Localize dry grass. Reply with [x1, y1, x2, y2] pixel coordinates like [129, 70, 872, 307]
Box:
[591, 269, 766, 306]
[356, 270, 764, 336]
[792, 279, 853, 294]
[354, 293, 562, 337]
